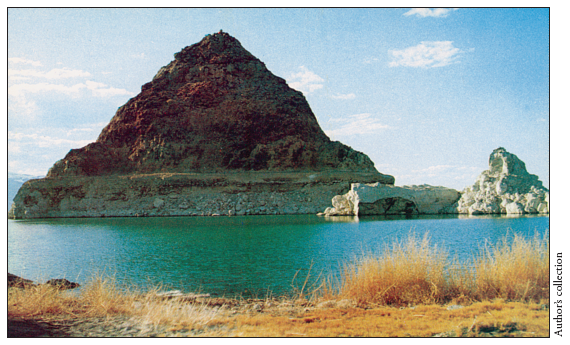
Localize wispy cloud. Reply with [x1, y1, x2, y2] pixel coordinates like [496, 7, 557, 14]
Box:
[8, 57, 43, 66]
[8, 131, 94, 148]
[325, 113, 390, 137]
[65, 122, 107, 136]
[8, 59, 133, 100]
[389, 41, 463, 68]
[8, 60, 134, 122]
[8, 95, 39, 118]
[9, 81, 134, 98]
[8, 68, 92, 80]
[403, 8, 458, 18]
[287, 66, 324, 94]
[7, 160, 47, 177]
[393, 164, 481, 189]
[331, 93, 356, 100]
[363, 57, 379, 64]
[8, 125, 104, 176]
[411, 165, 480, 178]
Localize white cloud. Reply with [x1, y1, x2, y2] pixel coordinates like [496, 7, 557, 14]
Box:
[8, 57, 43, 66]
[8, 142, 22, 154]
[9, 82, 86, 97]
[9, 67, 92, 80]
[403, 8, 458, 18]
[363, 57, 379, 64]
[393, 164, 482, 189]
[389, 41, 463, 68]
[325, 113, 390, 137]
[8, 60, 133, 118]
[9, 131, 93, 148]
[9, 81, 134, 98]
[85, 81, 134, 97]
[411, 165, 480, 178]
[287, 66, 324, 94]
[7, 162, 48, 177]
[65, 122, 107, 136]
[8, 95, 39, 118]
[331, 93, 356, 100]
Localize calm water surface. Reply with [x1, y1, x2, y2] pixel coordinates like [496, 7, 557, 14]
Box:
[8, 214, 549, 297]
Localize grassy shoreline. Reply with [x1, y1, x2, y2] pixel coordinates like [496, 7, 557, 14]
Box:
[8, 231, 549, 337]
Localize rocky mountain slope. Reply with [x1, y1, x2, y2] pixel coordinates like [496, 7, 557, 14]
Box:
[47, 31, 388, 178]
[9, 32, 393, 219]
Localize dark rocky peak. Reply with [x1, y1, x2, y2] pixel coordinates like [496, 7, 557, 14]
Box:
[174, 31, 257, 65]
[47, 32, 389, 181]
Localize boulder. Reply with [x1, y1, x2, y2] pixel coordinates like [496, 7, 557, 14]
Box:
[505, 202, 525, 215]
[455, 147, 548, 215]
[45, 278, 80, 290]
[8, 273, 35, 288]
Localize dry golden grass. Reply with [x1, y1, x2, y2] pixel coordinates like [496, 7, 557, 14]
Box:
[319, 233, 452, 306]
[470, 231, 549, 301]
[317, 231, 549, 307]
[8, 275, 220, 330]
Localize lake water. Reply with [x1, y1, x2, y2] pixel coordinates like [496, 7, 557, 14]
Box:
[8, 214, 549, 298]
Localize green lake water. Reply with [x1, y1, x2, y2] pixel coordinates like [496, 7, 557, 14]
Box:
[8, 214, 549, 297]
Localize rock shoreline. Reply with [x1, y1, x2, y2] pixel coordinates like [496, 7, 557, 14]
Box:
[8, 273, 79, 290]
[9, 171, 388, 219]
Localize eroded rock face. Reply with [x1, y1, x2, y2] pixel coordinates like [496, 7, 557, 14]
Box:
[9, 172, 379, 219]
[46, 32, 390, 180]
[455, 147, 549, 215]
[319, 183, 461, 216]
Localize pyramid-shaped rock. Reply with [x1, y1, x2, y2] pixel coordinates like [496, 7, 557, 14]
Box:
[9, 32, 393, 219]
[48, 32, 387, 178]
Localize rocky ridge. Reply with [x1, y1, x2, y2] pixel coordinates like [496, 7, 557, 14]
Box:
[9, 32, 393, 219]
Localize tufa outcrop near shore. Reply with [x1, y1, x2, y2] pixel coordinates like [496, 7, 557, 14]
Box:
[455, 147, 549, 215]
[319, 147, 548, 217]
[9, 31, 393, 219]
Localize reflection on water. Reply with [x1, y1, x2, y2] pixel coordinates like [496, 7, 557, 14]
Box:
[8, 214, 549, 297]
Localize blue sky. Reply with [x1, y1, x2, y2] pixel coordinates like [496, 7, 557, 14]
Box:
[7, 8, 551, 190]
